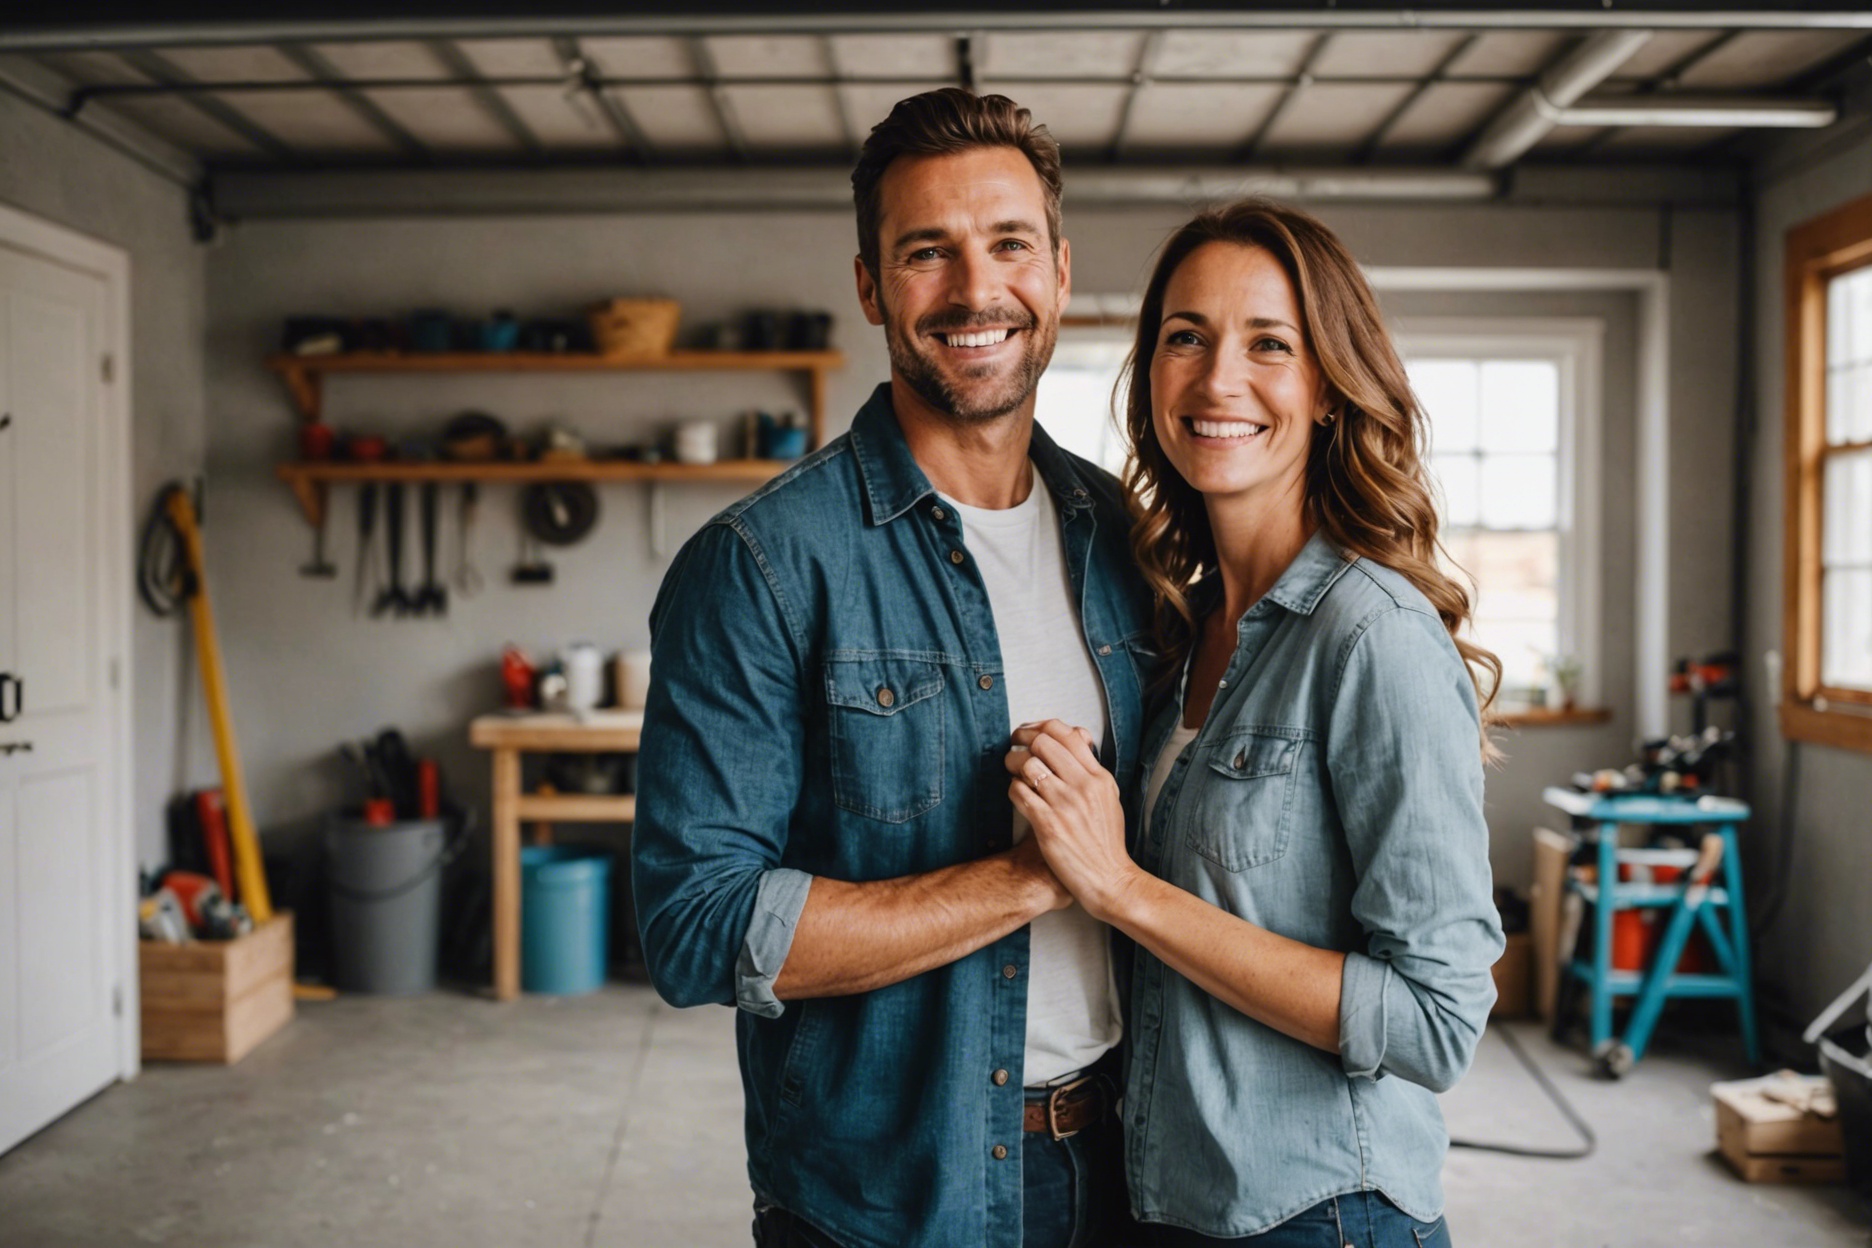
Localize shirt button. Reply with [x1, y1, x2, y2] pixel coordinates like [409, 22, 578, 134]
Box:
[992, 1144, 1009, 1160]
[993, 1069, 1010, 1086]
[1098, 644, 1112, 656]
[949, 549, 965, 565]
[1002, 963, 1018, 979]
[1218, 679, 1228, 688]
[931, 505, 946, 521]
[876, 687, 894, 708]
[978, 674, 994, 691]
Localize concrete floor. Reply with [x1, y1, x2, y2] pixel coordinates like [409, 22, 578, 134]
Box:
[0, 988, 1866, 1247]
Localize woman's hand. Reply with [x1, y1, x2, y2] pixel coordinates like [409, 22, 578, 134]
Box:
[1003, 720, 1143, 923]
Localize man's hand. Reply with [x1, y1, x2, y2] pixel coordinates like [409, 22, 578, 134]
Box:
[1005, 719, 1142, 924]
[1009, 831, 1074, 913]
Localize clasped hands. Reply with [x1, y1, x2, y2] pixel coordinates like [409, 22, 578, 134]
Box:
[1004, 720, 1142, 924]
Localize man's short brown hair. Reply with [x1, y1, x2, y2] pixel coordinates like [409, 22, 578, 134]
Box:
[851, 88, 1063, 279]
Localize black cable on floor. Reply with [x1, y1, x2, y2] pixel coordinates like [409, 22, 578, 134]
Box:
[1448, 1025, 1597, 1160]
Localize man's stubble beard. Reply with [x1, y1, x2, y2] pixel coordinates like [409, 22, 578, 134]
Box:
[880, 293, 1060, 426]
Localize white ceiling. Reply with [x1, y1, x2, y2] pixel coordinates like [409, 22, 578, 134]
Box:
[9, 24, 1867, 170]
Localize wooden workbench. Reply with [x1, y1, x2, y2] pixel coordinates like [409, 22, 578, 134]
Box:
[469, 710, 641, 1000]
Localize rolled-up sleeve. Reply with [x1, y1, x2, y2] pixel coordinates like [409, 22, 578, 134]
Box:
[632, 519, 812, 1018]
[1327, 606, 1503, 1093]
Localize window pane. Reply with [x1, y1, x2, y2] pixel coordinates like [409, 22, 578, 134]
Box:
[1852, 267, 1872, 368]
[1430, 454, 1480, 527]
[1829, 269, 1852, 367]
[1469, 619, 1559, 696]
[1823, 448, 1872, 567]
[1409, 359, 1479, 452]
[1479, 361, 1559, 453]
[1034, 339, 1130, 474]
[1479, 454, 1557, 529]
[1822, 567, 1872, 690]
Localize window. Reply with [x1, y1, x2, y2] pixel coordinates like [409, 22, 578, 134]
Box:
[1034, 329, 1131, 476]
[1398, 321, 1602, 710]
[1783, 192, 1872, 751]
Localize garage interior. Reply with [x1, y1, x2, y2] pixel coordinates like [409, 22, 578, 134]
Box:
[2, 4, 1872, 1246]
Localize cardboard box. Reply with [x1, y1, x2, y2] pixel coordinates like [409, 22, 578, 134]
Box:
[1529, 827, 1576, 1022]
[1491, 931, 1531, 1019]
[140, 912, 294, 1064]
[1714, 1074, 1847, 1184]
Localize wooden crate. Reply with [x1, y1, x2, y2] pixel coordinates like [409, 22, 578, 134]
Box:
[1714, 1074, 1847, 1184]
[1490, 930, 1532, 1019]
[140, 912, 294, 1064]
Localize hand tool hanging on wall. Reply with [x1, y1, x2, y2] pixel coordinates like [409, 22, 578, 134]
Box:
[142, 484, 274, 923]
[412, 482, 448, 617]
[300, 490, 338, 580]
[522, 481, 600, 547]
[373, 482, 413, 618]
[354, 482, 381, 617]
[454, 483, 484, 599]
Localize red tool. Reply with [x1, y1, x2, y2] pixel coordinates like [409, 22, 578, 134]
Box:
[193, 787, 235, 899]
[418, 758, 440, 819]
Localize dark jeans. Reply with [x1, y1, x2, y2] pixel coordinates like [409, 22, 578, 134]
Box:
[751, 1107, 1131, 1248]
[1135, 1191, 1450, 1248]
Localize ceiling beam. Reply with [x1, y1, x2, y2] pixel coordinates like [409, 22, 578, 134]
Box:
[1238, 33, 1332, 163]
[823, 34, 861, 156]
[1355, 33, 1479, 163]
[428, 38, 542, 156]
[551, 36, 650, 160]
[1559, 93, 1837, 128]
[275, 43, 427, 159]
[0, 54, 200, 186]
[1461, 29, 1655, 169]
[687, 36, 748, 160]
[117, 47, 297, 162]
[1109, 30, 1163, 161]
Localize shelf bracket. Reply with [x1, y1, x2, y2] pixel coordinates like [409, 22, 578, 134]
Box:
[277, 362, 322, 422]
[282, 471, 326, 528]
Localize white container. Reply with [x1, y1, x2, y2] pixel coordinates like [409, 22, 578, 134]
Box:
[674, 420, 719, 465]
[618, 650, 653, 710]
[562, 642, 604, 716]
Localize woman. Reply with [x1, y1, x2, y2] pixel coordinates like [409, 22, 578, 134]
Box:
[1005, 199, 1504, 1247]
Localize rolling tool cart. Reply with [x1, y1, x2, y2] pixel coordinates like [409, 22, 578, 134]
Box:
[1544, 787, 1759, 1078]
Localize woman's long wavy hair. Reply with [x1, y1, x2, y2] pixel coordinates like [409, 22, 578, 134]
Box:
[1120, 198, 1502, 745]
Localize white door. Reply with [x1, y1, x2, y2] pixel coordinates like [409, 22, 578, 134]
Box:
[0, 237, 126, 1155]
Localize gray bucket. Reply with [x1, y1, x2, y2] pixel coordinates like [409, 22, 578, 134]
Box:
[324, 815, 447, 995]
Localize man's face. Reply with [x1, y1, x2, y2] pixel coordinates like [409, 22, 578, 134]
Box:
[856, 146, 1071, 424]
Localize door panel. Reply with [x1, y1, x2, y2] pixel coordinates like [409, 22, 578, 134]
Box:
[18, 768, 100, 1056]
[11, 279, 94, 717]
[0, 238, 120, 1157]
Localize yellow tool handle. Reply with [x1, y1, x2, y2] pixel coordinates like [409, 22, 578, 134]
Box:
[164, 488, 274, 923]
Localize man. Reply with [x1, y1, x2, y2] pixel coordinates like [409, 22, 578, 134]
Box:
[633, 89, 1151, 1248]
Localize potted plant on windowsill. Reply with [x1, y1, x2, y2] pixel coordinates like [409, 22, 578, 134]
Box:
[1541, 654, 1583, 713]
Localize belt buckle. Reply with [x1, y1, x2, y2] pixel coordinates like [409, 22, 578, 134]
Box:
[1046, 1074, 1095, 1141]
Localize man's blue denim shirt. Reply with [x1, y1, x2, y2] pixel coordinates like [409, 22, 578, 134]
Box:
[1124, 531, 1503, 1238]
[633, 384, 1152, 1248]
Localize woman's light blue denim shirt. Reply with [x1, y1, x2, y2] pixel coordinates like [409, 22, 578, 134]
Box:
[1124, 530, 1503, 1238]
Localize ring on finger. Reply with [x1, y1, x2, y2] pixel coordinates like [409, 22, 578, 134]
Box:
[1027, 761, 1052, 793]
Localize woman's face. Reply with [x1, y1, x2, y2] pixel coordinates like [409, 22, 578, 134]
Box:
[1149, 241, 1328, 511]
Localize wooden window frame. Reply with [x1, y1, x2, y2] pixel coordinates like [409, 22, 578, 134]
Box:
[1782, 191, 1872, 752]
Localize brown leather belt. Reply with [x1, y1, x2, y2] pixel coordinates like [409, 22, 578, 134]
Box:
[1022, 1073, 1111, 1139]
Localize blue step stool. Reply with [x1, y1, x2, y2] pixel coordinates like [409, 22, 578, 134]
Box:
[1543, 787, 1760, 1077]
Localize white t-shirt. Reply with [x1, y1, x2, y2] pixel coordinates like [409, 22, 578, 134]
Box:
[945, 472, 1120, 1087]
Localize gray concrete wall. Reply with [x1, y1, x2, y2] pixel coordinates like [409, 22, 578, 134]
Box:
[1745, 68, 1872, 1024]
[0, 92, 207, 866]
[202, 196, 1738, 894]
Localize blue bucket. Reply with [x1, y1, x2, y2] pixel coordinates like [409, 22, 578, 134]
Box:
[521, 846, 614, 995]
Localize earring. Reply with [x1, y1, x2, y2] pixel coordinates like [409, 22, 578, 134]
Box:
[1319, 408, 1339, 426]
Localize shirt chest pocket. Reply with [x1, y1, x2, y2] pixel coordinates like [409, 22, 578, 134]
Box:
[824, 656, 946, 824]
[1185, 728, 1304, 871]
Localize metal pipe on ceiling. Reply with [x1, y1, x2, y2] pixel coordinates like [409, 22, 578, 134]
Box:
[1556, 94, 1839, 128]
[8, 10, 1872, 53]
[1462, 29, 1656, 169]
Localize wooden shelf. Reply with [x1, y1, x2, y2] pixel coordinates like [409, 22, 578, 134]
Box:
[276, 459, 792, 525]
[1493, 705, 1615, 729]
[515, 793, 635, 823]
[266, 349, 842, 425]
